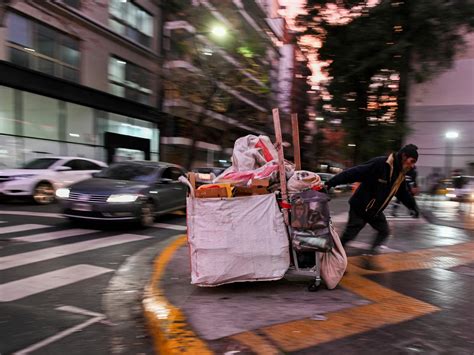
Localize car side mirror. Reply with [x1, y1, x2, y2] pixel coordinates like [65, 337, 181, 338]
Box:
[91, 172, 100, 178]
[55, 166, 72, 172]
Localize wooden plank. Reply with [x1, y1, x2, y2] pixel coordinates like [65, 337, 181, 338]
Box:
[291, 113, 301, 170]
[272, 108, 289, 225]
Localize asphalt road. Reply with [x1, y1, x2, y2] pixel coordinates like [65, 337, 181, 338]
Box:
[0, 199, 186, 355]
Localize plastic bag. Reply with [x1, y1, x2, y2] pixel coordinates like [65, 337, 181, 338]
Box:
[291, 229, 333, 252]
[321, 224, 347, 289]
[290, 190, 330, 230]
[288, 171, 323, 193]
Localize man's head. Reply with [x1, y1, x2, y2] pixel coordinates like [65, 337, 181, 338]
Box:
[398, 144, 418, 172]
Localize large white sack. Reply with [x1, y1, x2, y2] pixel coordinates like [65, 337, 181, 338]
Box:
[187, 194, 290, 286]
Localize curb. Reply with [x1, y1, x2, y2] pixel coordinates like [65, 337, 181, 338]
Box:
[142, 234, 213, 354]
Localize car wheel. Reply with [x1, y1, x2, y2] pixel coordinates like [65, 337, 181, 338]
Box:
[139, 200, 155, 228]
[33, 182, 55, 205]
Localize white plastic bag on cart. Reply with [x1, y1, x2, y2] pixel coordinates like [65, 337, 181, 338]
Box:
[187, 194, 290, 286]
[320, 223, 347, 289]
[214, 135, 279, 183]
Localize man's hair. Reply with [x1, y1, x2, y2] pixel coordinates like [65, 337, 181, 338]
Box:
[399, 144, 418, 160]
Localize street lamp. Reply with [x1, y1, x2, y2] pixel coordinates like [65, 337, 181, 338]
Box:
[209, 25, 227, 39]
[445, 131, 459, 177]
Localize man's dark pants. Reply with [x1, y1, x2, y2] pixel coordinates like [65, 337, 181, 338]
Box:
[341, 207, 390, 253]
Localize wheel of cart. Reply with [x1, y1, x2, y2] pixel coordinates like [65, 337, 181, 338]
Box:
[285, 225, 323, 292]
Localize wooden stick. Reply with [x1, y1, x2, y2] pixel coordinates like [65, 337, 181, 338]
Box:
[291, 113, 301, 170]
[272, 108, 289, 225]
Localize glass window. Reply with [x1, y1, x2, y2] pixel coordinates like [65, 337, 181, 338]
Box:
[66, 103, 94, 144]
[38, 58, 55, 76]
[63, 0, 81, 8]
[80, 160, 102, 170]
[0, 87, 15, 135]
[63, 159, 83, 170]
[23, 92, 59, 140]
[108, 1, 153, 47]
[6, 13, 80, 82]
[161, 167, 184, 181]
[9, 47, 29, 67]
[37, 24, 56, 57]
[23, 158, 60, 169]
[7, 13, 32, 47]
[108, 57, 151, 103]
[98, 163, 156, 181]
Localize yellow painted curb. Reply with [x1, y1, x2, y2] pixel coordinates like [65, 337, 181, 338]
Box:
[143, 235, 213, 354]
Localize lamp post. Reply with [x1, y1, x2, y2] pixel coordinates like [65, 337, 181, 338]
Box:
[445, 131, 458, 178]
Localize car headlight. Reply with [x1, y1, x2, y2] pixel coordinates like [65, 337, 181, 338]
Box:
[12, 174, 36, 180]
[106, 194, 140, 203]
[56, 188, 70, 199]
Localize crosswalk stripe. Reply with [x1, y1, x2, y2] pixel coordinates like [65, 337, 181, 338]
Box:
[0, 234, 151, 271]
[0, 264, 113, 302]
[10, 229, 99, 243]
[152, 223, 187, 231]
[0, 224, 50, 235]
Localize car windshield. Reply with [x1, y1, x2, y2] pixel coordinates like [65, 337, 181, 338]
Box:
[23, 158, 60, 169]
[96, 164, 156, 181]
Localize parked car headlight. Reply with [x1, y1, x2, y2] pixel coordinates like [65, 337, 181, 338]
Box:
[56, 188, 70, 199]
[107, 194, 140, 203]
[12, 174, 36, 180]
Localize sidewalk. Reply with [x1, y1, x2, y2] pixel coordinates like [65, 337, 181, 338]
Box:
[143, 196, 474, 354]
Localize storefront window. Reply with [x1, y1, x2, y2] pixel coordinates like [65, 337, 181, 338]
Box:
[66, 103, 95, 144]
[0, 86, 15, 135]
[23, 92, 59, 140]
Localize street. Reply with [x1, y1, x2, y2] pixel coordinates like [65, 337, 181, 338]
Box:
[0, 200, 185, 355]
[1, 196, 473, 354]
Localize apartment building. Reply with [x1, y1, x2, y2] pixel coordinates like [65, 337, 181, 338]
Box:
[0, 0, 162, 167]
[160, 0, 282, 167]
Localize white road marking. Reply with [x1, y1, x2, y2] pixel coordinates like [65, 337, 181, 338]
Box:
[13, 316, 104, 355]
[0, 211, 63, 218]
[0, 264, 113, 302]
[0, 234, 151, 271]
[56, 305, 105, 318]
[152, 222, 187, 231]
[0, 224, 50, 235]
[11, 228, 98, 243]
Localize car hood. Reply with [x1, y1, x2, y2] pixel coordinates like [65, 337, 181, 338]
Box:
[69, 178, 149, 194]
[0, 169, 49, 176]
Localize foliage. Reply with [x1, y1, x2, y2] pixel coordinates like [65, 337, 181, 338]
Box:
[296, 0, 474, 163]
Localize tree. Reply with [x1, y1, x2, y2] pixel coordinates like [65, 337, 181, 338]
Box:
[296, 0, 474, 163]
[162, 0, 273, 169]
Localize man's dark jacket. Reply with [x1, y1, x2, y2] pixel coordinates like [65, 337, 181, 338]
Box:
[327, 153, 417, 219]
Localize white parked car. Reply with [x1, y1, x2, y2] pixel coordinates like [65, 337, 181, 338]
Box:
[0, 157, 107, 204]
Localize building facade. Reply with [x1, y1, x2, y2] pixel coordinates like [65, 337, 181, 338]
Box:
[0, 0, 162, 167]
[160, 0, 283, 168]
[405, 33, 474, 183]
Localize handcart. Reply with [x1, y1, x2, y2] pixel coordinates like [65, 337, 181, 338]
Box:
[185, 109, 338, 292]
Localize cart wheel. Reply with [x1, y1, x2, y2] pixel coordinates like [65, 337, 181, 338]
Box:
[308, 281, 320, 292]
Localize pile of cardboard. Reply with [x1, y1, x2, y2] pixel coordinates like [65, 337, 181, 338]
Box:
[186, 172, 270, 198]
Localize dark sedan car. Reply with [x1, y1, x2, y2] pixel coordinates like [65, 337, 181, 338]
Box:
[56, 161, 187, 227]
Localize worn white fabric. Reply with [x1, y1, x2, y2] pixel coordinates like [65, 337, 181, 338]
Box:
[187, 194, 290, 286]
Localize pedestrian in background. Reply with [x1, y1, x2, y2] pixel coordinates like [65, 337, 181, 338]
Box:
[325, 144, 420, 269]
